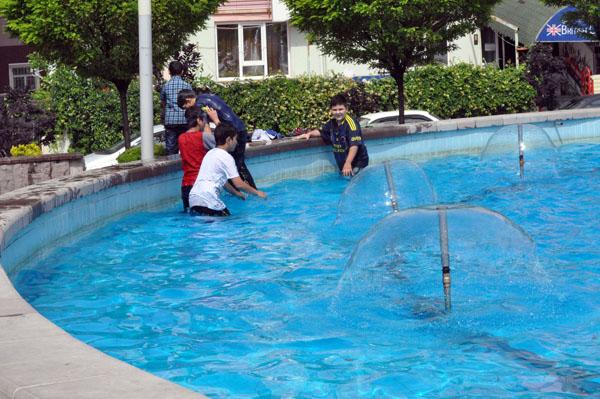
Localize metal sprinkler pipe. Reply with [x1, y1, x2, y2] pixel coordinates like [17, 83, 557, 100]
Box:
[518, 124, 525, 179]
[384, 161, 399, 212]
[437, 206, 451, 311]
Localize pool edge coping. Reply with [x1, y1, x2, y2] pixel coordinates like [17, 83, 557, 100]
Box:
[1, 107, 599, 398]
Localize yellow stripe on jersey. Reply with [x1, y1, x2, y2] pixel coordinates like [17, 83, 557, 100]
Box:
[345, 114, 357, 131]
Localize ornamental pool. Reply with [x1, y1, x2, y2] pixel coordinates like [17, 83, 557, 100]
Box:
[12, 141, 600, 398]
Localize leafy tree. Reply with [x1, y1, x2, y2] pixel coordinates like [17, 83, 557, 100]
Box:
[284, 0, 501, 123]
[524, 43, 567, 110]
[543, 1, 600, 41]
[342, 83, 383, 117]
[0, 0, 223, 147]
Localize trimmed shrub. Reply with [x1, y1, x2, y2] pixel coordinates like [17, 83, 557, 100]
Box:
[342, 83, 383, 116]
[366, 64, 536, 119]
[31, 63, 535, 153]
[117, 144, 166, 164]
[10, 143, 42, 157]
[197, 64, 535, 134]
[204, 74, 357, 133]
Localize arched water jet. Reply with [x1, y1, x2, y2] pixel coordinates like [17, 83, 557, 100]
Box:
[552, 120, 565, 146]
[335, 160, 437, 238]
[480, 124, 559, 183]
[333, 205, 544, 327]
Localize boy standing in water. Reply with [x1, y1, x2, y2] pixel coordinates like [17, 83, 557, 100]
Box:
[178, 107, 220, 212]
[189, 123, 266, 216]
[295, 94, 369, 176]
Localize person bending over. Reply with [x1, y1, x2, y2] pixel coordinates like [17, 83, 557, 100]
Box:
[295, 94, 369, 176]
[177, 88, 256, 188]
[189, 123, 266, 217]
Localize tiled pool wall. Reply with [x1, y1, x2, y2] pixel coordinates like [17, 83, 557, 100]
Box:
[1, 172, 181, 277]
[248, 114, 600, 184]
[0, 109, 599, 399]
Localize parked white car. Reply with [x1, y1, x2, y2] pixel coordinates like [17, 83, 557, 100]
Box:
[84, 125, 165, 170]
[360, 110, 439, 128]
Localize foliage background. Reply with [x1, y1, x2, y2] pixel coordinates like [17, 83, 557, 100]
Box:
[205, 64, 535, 133]
[0, 0, 225, 147]
[28, 63, 535, 155]
[368, 64, 536, 119]
[33, 65, 160, 154]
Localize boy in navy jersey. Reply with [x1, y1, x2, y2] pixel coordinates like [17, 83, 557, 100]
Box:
[295, 94, 369, 176]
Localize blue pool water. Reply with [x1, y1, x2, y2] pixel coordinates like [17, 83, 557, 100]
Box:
[13, 142, 600, 398]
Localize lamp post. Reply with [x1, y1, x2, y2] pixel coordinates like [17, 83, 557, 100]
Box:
[139, 0, 154, 163]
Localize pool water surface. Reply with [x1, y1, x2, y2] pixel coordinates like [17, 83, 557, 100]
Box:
[13, 142, 600, 398]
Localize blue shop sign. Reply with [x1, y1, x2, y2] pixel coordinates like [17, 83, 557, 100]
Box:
[536, 6, 597, 42]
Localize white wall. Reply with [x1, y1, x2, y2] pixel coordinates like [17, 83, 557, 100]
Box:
[287, 26, 378, 77]
[272, 0, 290, 22]
[447, 31, 483, 66]
[189, 14, 478, 81]
[189, 18, 218, 79]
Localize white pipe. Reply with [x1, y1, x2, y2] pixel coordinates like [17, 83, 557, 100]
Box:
[139, 0, 154, 163]
[307, 41, 311, 74]
[515, 31, 519, 67]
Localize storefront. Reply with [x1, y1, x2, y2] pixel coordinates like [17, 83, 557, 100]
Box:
[485, 0, 599, 94]
[536, 6, 599, 94]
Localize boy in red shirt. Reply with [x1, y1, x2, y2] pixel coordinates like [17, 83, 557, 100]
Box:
[178, 107, 216, 212]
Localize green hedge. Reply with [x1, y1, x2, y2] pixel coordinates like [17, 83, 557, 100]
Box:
[202, 64, 535, 134]
[35, 63, 535, 153]
[202, 74, 356, 132]
[366, 64, 536, 119]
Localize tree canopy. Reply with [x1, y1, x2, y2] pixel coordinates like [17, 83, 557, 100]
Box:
[284, 0, 501, 123]
[0, 0, 224, 146]
[543, 0, 600, 41]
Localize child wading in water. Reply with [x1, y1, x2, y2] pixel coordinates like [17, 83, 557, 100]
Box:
[178, 107, 219, 212]
[189, 123, 267, 216]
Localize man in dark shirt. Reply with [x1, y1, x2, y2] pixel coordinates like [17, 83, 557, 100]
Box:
[177, 88, 256, 188]
[295, 94, 369, 176]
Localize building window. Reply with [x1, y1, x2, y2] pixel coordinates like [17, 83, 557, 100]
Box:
[9, 63, 39, 91]
[217, 22, 288, 79]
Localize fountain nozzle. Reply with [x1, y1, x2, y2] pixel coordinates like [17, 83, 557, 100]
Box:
[518, 124, 525, 179]
[438, 207, 452, 312]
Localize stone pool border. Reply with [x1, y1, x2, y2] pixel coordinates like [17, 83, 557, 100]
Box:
[1, 108, 599, 398]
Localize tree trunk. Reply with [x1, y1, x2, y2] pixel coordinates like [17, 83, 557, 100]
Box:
[113, 80, 132, 148]
[391, 69, 406, 125]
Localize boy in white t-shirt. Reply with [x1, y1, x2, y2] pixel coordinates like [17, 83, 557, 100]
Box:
[189, 123, 267, 216]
